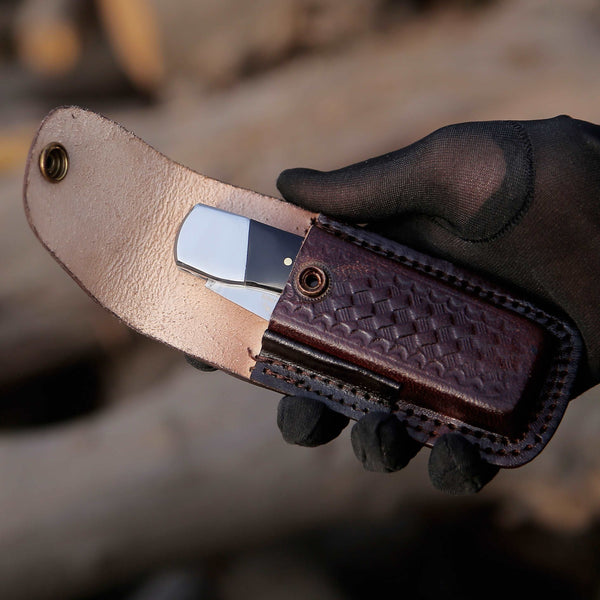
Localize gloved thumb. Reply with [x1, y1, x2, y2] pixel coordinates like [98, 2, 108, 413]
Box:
[277, 120, 533, 242]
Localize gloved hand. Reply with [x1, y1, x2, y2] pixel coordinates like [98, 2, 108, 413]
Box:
[273, 115, 600, 494]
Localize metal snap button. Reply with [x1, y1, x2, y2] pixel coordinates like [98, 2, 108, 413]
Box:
[39, 143, 69, 182]
[297, 265, 329, 298]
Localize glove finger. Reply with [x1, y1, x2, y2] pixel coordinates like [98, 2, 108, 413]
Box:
[277, 395, 349, 447]
[277, 120, 532, 242]
[184, 354, 218, 372]
[350, 412, 421, 473]
[428, 433, 499, 495]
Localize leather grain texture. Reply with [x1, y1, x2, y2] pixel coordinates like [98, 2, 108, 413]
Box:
[252, 217, 582, 467]
[23, 107, 314, 377]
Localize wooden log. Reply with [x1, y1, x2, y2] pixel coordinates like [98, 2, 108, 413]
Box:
[1, 6, 600, 599]
[0, 365, 599, 600]
[96, 0, 165, 94]
[148, 0, 382, 87]
[0, 367, 426, 600]
[14, 0, 82, 77]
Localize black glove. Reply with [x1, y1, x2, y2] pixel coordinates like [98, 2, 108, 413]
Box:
[274, 115, 600, 494]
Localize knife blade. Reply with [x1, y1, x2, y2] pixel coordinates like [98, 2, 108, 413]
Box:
[175, 204, 303, 319]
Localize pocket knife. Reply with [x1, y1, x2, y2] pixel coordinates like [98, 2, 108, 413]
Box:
[176, 203, 302, 321]
[24, 107, 582, 469]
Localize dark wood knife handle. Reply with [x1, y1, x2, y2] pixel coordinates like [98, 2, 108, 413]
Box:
[251, 216, 582, 468]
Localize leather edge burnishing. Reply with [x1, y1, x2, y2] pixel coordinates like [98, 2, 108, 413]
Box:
[251, 216, 582, 468]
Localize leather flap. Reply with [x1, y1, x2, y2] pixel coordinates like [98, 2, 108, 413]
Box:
[23, 107, 313, 378]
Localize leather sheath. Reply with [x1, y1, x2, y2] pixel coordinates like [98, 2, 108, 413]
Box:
[24, 107, 582, 468]
[251, 217, 581, 467]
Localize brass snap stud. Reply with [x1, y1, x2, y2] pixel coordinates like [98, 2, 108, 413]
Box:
[39, 142, 69, 182]
[297, 265, 329, 298]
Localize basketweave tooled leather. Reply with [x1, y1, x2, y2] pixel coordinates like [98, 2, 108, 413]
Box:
[251, 217, 582, 468]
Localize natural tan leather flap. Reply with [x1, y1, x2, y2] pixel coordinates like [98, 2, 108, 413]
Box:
[23, 107, 313, 378]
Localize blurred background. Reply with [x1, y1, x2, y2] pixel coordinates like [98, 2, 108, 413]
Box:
[1, 0, 600, 598]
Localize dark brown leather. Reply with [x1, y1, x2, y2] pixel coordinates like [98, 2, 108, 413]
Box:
[252, 216, 582, 468]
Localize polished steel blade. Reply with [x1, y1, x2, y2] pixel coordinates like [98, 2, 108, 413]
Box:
[176, 204, 303, 317]
[205, 279, 280, 321]
[176, 204, 250, 284]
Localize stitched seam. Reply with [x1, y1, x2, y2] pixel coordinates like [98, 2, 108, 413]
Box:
[470, 120, 535, 243]
[261, 364, 405, 418]
[428, 121, 536, 244]
[262, 367, 371, 414]
[260, 354, 570, 454]
[261, 357, 391, 408]
[317, 217, 564, 330]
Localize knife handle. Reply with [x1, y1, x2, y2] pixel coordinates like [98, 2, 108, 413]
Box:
[251, 216, 582, 468]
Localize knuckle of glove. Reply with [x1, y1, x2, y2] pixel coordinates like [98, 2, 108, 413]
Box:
[351, 412, 420, 473]
[277, 395, 349, 447]
[428, 433, 499, 495]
